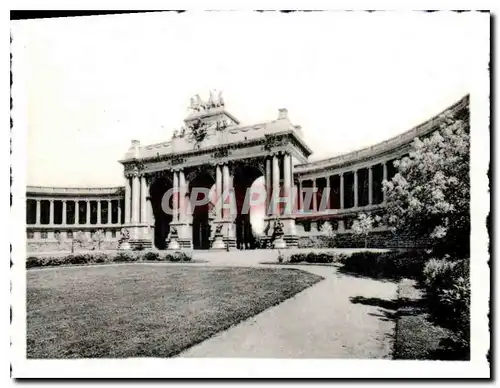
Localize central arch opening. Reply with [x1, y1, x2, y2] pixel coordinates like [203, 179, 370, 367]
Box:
[190, 171, 215, 250]
[233, 162, 265, 250]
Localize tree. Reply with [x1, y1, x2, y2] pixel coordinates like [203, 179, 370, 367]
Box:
[54, 231, 63, 247]
[352, 213, 379, 248]
[92, 229, 106, 250]
[71, 231, 87, 254]
[320, 221, 336, 248]
[382, 108, 470, 258]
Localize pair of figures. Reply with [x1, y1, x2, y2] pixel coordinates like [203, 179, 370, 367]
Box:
[189, 90, 224, 112]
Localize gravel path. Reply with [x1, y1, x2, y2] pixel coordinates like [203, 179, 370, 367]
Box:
[180, 250, 398, 358]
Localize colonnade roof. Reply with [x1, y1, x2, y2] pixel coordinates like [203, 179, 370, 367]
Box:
[295, 95, 469, 174]
[26, 186, 124, 197]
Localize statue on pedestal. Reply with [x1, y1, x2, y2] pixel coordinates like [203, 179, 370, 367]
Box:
[211, 223, 226, 250]
[167, 226, 180, 250]
[272, 219, 286, 249]
[214, 223, 223, 237]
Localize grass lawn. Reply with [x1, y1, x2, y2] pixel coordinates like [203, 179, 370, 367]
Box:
[394, 279, 454, 360]
[27, 264, 323, 358]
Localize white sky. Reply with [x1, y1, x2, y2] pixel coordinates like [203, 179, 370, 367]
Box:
[12, 11, 484, 187]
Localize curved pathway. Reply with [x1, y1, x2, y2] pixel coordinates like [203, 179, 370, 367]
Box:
[179, 250, 397, 358]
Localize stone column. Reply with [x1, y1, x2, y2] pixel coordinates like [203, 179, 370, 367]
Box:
[272, 155, 280, 216]
[49, 200, 54, 225]
[340, 173, 345, 209]
[35, 200, 41, 225]
[223, 164, 230, 220]
[265, 158, 272, 216]
[62, 201, 67, 225]
[132, 174, 140, 224]
[325, 175, 331, 210]
[353, 170, 359, 208]
[117, 202, 122, 225]
[173, 170, 179, 222]
[97, 201, 101, 225]
[107, 200, 112, 224]
[140, 175, 148, 224]
[312, 179, 317, 212]
[283, 153, 292, 215]
[368, 166, 373, 205]
[75, 200, 79, 225]
[383, 162, 388, 202]
[216, 164, 222, 220]
[86, 200, 91, 224]
[124, 176, 131, 224]
[178, 170, 186, 223]
[297, 180, 303, 212]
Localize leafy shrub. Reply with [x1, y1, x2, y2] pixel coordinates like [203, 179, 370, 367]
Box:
[341, 250, 428, 280]
[25, 250, 194, 269]
[113, 252, 136, 262]
[66, 254, 92, 265]
[177, 251, 192, 262]
[423, 258, 457, 291]
[26, 256, 42, 269]
[39, 257, 58, 267]
[143, 251, 160, 261]
[288, 252, 339, 264]
[297, 236, 335, 249]
[306, 252, 334, 264]
[289, 253, 305, 263]
[163, 253, 176, 261]
[92, 253, 110, 264]
[424, 258, 470, 337]
[164, 252, 192, 262]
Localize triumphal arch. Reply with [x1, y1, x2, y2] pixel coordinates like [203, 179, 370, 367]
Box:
[120, 90, 312, 250]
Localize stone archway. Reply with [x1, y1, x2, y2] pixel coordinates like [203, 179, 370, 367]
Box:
[232, 160, 266, 250]
[188, 169, 216, 250]
[149, 175, 173, 250]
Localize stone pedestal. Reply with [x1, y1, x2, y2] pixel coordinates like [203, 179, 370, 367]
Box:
[264, 216, 298, 248]
[211, 235, 225, 250]
[168, 221, 193, 249]
[128, 223, 153, 249]
[211, 219, 236, 249]
[273, 236, 286, 249]
[118, 241, 131, 251]
[167, 239, 180, 250]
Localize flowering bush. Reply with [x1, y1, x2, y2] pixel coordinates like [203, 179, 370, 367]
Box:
[351, 213, 380, 248]
[383, 109, 470, 259]
[422, 258, 457, 290]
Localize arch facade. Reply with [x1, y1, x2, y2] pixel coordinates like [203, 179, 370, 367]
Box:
[25, 94, 469, 252]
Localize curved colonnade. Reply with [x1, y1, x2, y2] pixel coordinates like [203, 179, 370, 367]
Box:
[26, 95, 469, 252]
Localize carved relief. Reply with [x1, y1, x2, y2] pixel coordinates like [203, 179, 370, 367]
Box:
[262, 135, 288, 152]
[213, 148, 230, 159]
[123, 161, 144, 178]
[171, 156, 185, 166]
